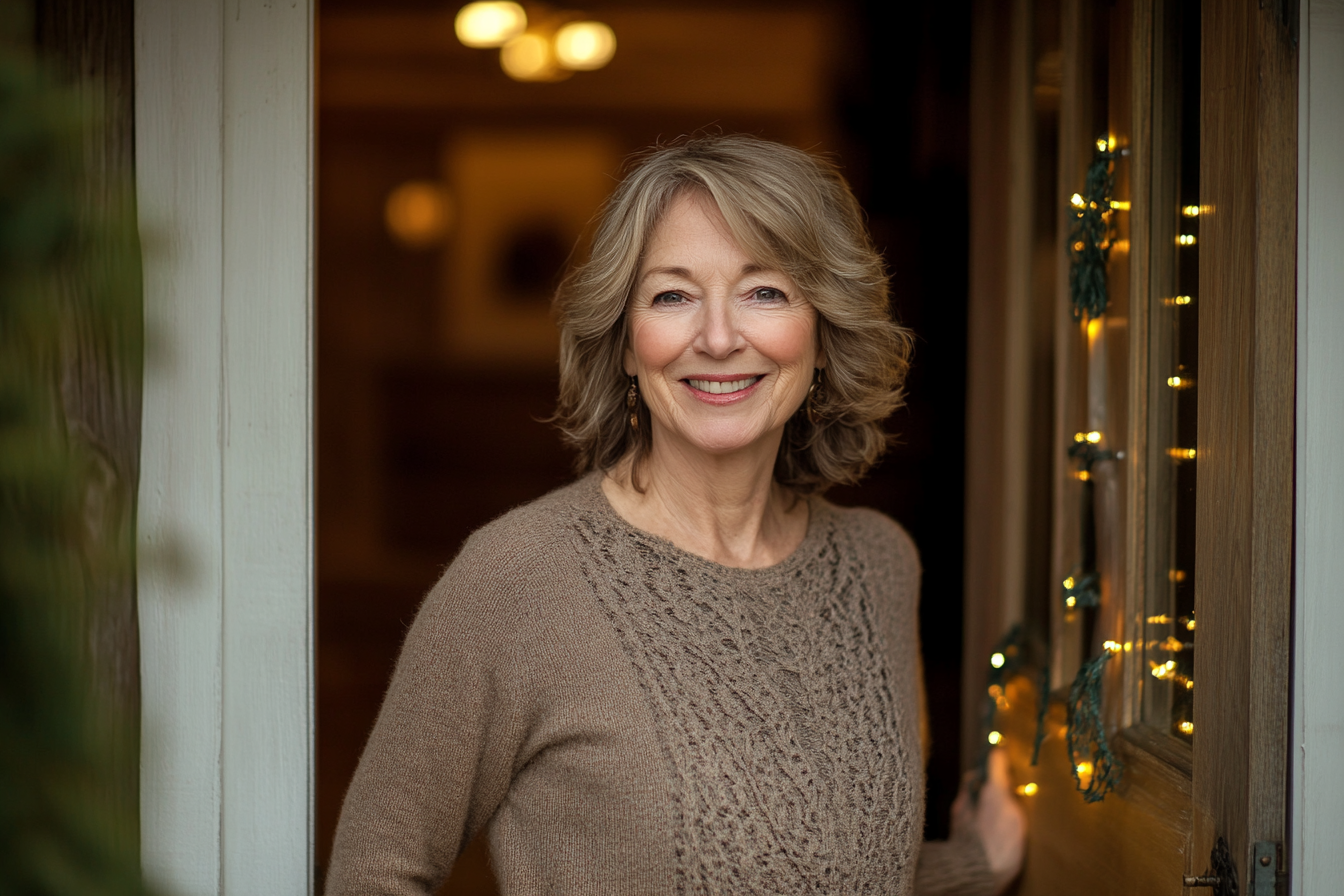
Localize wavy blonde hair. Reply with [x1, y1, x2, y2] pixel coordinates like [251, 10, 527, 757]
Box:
[552, 134, 913, 494]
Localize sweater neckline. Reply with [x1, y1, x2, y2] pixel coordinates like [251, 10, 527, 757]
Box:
[578, 471, 831, 581]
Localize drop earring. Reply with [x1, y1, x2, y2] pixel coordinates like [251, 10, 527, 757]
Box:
[626, 375, 639, 431]
[806, 369, 825, 426]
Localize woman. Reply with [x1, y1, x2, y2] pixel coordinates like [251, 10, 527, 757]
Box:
[327, 135, 1023, 895]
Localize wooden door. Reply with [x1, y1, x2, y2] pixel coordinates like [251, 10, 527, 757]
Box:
[965, 1, 1297, 892]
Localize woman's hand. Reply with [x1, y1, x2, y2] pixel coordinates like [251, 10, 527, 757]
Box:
[951, 748, 1026, 895]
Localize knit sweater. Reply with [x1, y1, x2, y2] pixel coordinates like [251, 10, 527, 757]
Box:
[327, 474, 995, 896]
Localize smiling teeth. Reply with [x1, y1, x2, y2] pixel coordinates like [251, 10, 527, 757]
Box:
[689, 378, 757, 395]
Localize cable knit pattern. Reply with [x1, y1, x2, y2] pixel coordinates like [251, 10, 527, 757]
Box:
[573, 502, 919, 894]
[326, 474, 994, 896]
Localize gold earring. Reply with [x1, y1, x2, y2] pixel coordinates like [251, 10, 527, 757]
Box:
[626, 375, 639, 431]
[806, 369, 824, 426]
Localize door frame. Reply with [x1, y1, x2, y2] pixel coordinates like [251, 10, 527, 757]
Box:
[135, 0, 315, 892]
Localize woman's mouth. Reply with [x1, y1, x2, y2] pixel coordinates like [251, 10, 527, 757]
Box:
[685, 376, 761, 395]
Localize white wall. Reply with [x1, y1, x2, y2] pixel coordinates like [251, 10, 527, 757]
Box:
[135, 1, 314, 892]
[1293, 2, 1344, 893]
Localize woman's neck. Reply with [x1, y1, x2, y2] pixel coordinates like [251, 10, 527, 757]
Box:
[600, 437, 810, 569]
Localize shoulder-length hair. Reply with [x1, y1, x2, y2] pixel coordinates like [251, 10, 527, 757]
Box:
[552, 134, 913, 494]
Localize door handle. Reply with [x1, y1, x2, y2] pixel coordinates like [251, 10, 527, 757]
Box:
[1182, 836, 1237, 895]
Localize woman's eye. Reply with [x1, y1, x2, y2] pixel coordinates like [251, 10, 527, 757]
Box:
[651, 291, 687, 305]
[753, 286, 787, 302]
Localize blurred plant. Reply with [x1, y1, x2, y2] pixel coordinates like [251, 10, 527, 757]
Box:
[0, 32, 148, 896]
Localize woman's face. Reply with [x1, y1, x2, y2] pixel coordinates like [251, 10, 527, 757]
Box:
[624, 191, 822, 461]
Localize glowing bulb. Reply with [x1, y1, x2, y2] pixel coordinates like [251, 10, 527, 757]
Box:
[1182, 205, 1201, 217]
[1071, 193, 1085, 208]
[1177, 234, 1197, 246]
[990, 652, 1006, 669]
[501, 32, 563, 82]
[455, 1, 527, 47]
[988, 730, 1003, 745]
[1086, 431, 1102, 444]
[1076, 761, 1094, 777]
[1075, 470, 1091, 481]
[1168, 447, 1198, 460]
[1110, 200, 1131, 210]
[1074, 432, 1086, 443]
[1096, 137, 1109, 152]
[1103, 640, 1122, 654]
[1186, 616, 1197, 631]
[1063, 576, 1075, 590]
[1066, 596, 1077, 608]
[1073, 240, 1086, 252]
[1016, 783, 1039, 796]
[988, 684, 1003, 698]
[1185, 679, 1195, 690]
[384, 181, 453, 248]
[1147, 614, 1172, 624]
[1178, 720, 1194, 735]
[1160, 636, 1185, 652]
[554, 21, 616, 70]
[1164, 295, 1194, 306]
[1169, 569, 1188, 582]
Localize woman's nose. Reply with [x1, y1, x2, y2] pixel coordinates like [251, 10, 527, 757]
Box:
[693, 296, 743, 358]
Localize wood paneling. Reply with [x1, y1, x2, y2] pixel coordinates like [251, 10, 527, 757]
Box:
[1193, 0, 1296, 884]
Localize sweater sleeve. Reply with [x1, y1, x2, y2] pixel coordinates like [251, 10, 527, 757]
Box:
[324, 525, 560, 896]
[914, 829, 997, 896]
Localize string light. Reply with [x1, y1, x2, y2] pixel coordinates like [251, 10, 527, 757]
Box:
[1016, 783, 1039, 796]
[1102, 640, 1122, 655]
[1070, 193, 1086, 208]
[1074, 470, 1091, 481]
[1164, 295, 1194, 306]
[1096, 137, 1109, 152]
[1177, 234, 1197, 246]
[988, 730, 1003, 745]
[1086, 431, 1102, 443]
[1110, 200, 1131, 210]
[1182, 205, 1201, 217]
[1159, 636, 1187, 652]
[1178, 720, 1194, 735]
[1065, 596, 1077, 608]
[1168, 447, 1198, 460]
[990, 652, 1006, 669]
[1186, 615, 1197, 631]
[1151, 660, 1178, 680]
[1169, 569, 1188, 582]
[1076, 760, 1094, 777]
[1146, 614, 1172, 624]
[1167, 375, 1195, 389]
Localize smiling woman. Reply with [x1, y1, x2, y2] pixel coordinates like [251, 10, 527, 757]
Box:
[326, 135, 1024, 896]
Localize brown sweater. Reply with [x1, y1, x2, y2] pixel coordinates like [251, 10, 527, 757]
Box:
[327, 474, 994, 895]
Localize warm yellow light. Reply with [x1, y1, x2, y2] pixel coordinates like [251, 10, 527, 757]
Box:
[1177, 234, 1197, 246]
[988, 684, 1003, 697]
[501, 31, 563, 81]
[1160, 636, 1185, 652]
[1185, 679, 1195, 690]
[1167, 375, 1195, 389]
[1164, 295, 1194, 306]
[1178, 720, 1194, 735]
[554, 21, 616, 70]
[1016, 782, 1039, 796]
[1065, 596, 1077, 608]
[1103, 640, 1122, 654]
[1169, 569, 1188, 582]
[1124, 641, 1133, 652]
[384, 181, 453, 248]
[1073, 470, 1089, 481]
[1076, 761, 1094, 777]
[1087, 318, 1104, 344]
[1110, 200, 1131, 210]
[1147, 614, 1172, 625]
[1096, 137, 1109, 152]
[1182, 205, 1201, 217]
[990, 652, 1006, 669]
[1063, 576, 1075, 590]
[1086, 430, 1102, 444]
[1073, 240, 1086, 252]
[1151, 659, 1178, 680]
[455, 1, 527, 47]
[1168, 447, 1198, 460]
[988, 730, 1003, 745]
[1186, 616, 1197, 631]
[1070, 193, 1085, 208]
[1073, 432, 1086, 443]
[1108, 135, 1117, 150]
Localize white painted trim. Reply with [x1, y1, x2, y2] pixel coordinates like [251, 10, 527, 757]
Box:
[135, 1, 314, 893]
[1292, 2, 1344, 894]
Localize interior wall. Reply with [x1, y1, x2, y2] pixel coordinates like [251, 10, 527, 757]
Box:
[315, 2, 974, 890]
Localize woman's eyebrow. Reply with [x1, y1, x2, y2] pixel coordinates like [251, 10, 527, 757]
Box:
[640, 263, 774, 282]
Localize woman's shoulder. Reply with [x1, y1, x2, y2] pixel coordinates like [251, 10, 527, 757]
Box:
[815, 499, 921, 576]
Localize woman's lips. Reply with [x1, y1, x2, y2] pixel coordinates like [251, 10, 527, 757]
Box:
[683, 375, 764, 404]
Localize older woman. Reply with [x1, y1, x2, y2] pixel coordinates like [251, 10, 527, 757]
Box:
[327, 135, 1022, 895]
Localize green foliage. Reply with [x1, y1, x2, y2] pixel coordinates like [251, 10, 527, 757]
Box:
[0, 40, 148, 896]
[1067, 139, 1117, 321]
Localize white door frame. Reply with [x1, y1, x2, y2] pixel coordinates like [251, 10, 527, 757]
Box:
[135, 1, 314, 892]
[1293, 1, 1344, 893]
